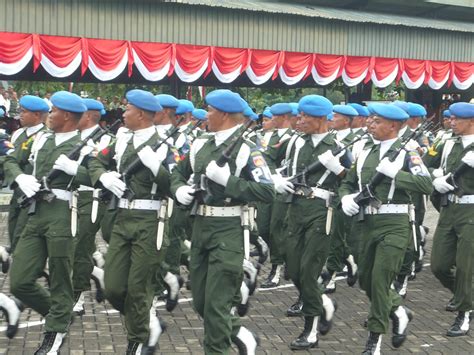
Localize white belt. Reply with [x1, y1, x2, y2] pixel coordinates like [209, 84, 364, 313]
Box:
[77, 185, 95, 192]
[310, 187, 332, 201]
[448, 194, 474, 204]
[118, 199, 161, 210]
[52, 189, 72, 202]
[364, 204, 409, 215]
[196, 205, 242, 217]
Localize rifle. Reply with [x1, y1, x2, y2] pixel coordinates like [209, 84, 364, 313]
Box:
[284, 131, 370, 203]
[353, 120, 434, 221]
[106, 117, 187, 211]
[190, 120, 255, 216]
[439, 161, 471, 207]
[18, 119, 122, 215]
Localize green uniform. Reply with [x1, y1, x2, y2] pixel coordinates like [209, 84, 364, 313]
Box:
[429, 136, 474, 312]
[88, 128, 170, 343]
[5, 131, 91, 332]
[171, 129, 274, 354]
[339, 140, 432, 334]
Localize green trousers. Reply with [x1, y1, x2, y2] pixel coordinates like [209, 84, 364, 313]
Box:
[431, 204, 474, 312]
[164, 205, 190, 275]
[104, 208, 166, 343]
[8, 190, 30, 253]
[326, 208, 351, 274]
[399, 210, 425, 276]
[268, 200, 289, 265]
[256, 201, 272, 244]
[286, 197, 330, 317]
[189, 215, 243, 355]
[10, 199, 74, 332]
[358, 214, 409, 334]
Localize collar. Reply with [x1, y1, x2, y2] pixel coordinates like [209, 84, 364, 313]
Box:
[378, 137, 398, 158]
[81, 124, 100, 140]
[215, 125, 241, 147]
[398, 125, 410, 138]
[26, 123, 44, 137]
[55, 130, 78, 146]
[132, 125, 156, 149]
[310, 132, 328, 147]
[277, 128, 289, 137]
[461, 134, 474, 148]
[336, 128, 351, 141]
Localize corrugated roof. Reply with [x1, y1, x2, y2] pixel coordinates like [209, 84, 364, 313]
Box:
[168, 0, 474, 33]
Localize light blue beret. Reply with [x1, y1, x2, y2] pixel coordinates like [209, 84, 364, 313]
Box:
[449, 102, 474, 118]
[176, 99, 195, 115]
[19, 95, 50, 112]
[192, 109, 207, 121]
[289, 102, 299, 116]
[368, 103, 409, 121]
[155, 94, 179, 109]
[83, 98, 106, 116]
[243, 105, 254, 118]
[205, 89, 245, 113]
[51, 91, 87, 113]
[270, 103, 292, 115]
[333, 104, 358, 117]
[327, 113, 334, 121]
[126, 89, 162, 113]
[392, 100, 409, 113]
[442, 110, 451, 118]
[407, 103, 427, 117]
[298, 95, 333, 117]
[348, 103, 370, 117]
[250, 112, 259, 121]
[263, 109, 273, 119]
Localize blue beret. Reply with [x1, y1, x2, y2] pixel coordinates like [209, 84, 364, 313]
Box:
[348, 103, 370, 117]
[333, 104, 358, 117]
[327, 113, 334, 121]
[243, 105, 254, 118]
[289, 102, 299, 116]
[298, 95, 333, 117]
[126, 89, 162, 113]
[270, 103, 292, 115]
[205, 89, 245, 113]
[250, 112, 259, 121]
[0, 108, 4, 117]
[192, 109, 207, 121]
[155, 94, 179, 109]
[392, 100, 409, 113]
[82, 98, 106, 116]
[442, 110, 451, 118]
[263, 109, 273, 119]
[368, 103, 409, 121]
[407, 103, 427, 117]
[176, 99, 195, 115]
[449, 102, 474, 118]
[19, 95, 50, 112]
[51, 91, 87, 113]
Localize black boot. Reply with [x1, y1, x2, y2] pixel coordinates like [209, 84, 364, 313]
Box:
[319, 294, 337, 335]
[446, 311, 470, 337]
[344, 255, 358, 287]
[243, 259, 260, 295]
[254, 236, 269, 265]
[390, 306, 413, 348]
[34, 332, 66, 355]
[324, 272, 336, 294]
[231, 326, 259, 355]
[125, 341, 142, 355]
[362, 331, 381, 355]
[72, 291, 85, 317]
[237, 280, 250, 317]
[445, 297, 456, 312]
[289, 316, 319, 350]
[287, 295, 303, 317]
[91, 266, 105, 303]
[260, 264, 281, 289]
[0, 294, 23, 339]
[0, 245, 10, 274]
[164, 272, 184, 312]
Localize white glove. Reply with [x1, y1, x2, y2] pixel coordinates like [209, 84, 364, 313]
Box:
[99, 171, 126, 198]
[206, 160, 231, 186]
[53, 154, 79, 176]
[318, 150, 344, 175]
[461, 151, 474, 168]
[405, 139, 420, 151]
[175, 185, 196, 206]
[15, 174, 41, 198]
[138, 145, 167, 176]
[272, 174, 295, 194]
[433, 174, 455, 193]
[432, 168, 444, 178]
[341, 193, 360, 217]
[376, 154, 405, 179]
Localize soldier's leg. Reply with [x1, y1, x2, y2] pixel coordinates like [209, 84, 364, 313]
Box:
[326, 209, 346, 275]
[285, 221, 306, 292]
[10, 207, 29, 253]
[7, 195, 20, 247]
[189, 238, 208, 318]
[164, 206, 185, 275]
[347, 219, 362, 264]
[256, 202, 271, 245]
[430, 224, 457, 294]
[269, 200, 288, 265]
[99, 209, 117, 244]
[453, 220, 474, 312]
[357, 222, 378, 300]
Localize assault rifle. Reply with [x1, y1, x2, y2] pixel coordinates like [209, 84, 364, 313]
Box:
[439, 161, 471, 207]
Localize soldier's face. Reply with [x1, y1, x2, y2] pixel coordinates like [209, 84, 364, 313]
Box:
[371, 116, 400, 140]
[123, 104, 141, 130]
[443, 117, 451, 129]
[450, 117, 474, 136]
[262, 117, 274, 131]
[48, 107, 68, 132]
[206, 106, 225, 132]
[332, 113, 350, 131]
[19, 108, 38, 127]
[298, 112, 325, 134]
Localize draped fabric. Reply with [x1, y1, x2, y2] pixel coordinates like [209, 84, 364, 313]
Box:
[0, 32, 472, 89]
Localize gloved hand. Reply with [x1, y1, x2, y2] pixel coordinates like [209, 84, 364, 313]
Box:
[341, 193, 360, 217]
[138, 145, 167, 176]
[53, 154, 79, 176]
[15, 174, 41, 198]
[405, 139, 420, 151]
[99, 171, 126, 198]
[318, 150, 344, 175]
[432, 168, 444, 178]
[433, 174, 455, 193]
[206, 160, 231, 186]
[376, 153, 405, 179]
[272, 174, 295, 194]
[461, 151, 474, 168]
[175, 185, 196, 205]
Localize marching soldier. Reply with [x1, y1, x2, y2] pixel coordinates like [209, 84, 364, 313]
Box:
[430, 102, 474, 336]
[5, 91, 89, 354]
[88, 90, 170, 354]
[171, 89, 274, 354]
[339, 103, 432, 354]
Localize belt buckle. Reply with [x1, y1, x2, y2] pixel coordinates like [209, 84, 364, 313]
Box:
[202, 205, 211, 217]
[128, 200, 134, 209]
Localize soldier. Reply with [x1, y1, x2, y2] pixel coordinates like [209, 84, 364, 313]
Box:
[340, 103, 433, 354]
[88, 90, 170, 354]
[171, 89, 274, 354]
[430, 102, 474, 336]
[5, 91, 89, 354]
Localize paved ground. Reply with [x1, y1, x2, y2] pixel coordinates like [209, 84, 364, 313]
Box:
[1, 204, 473, 354]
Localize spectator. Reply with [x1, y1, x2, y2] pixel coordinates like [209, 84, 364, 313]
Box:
[43, 92, 53, 111]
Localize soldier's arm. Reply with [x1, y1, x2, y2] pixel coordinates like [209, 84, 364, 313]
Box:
[338, 164, 359, 197]
[264, 138, 289, 173]
[87, 141, 117, 186]
[423, 142, 443, 170]
[170, 153, 193, 196]
[3, 138, 33, 184]
[394, 151, 433, 195]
